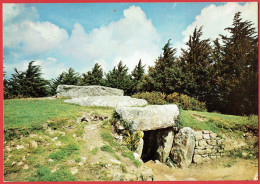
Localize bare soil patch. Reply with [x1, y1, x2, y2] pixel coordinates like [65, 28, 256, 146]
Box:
[145, 157, 258, 181]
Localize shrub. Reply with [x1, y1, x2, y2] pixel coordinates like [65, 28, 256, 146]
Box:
[132, 92, 167, 105]
[166, 92, 207, 111]
[124, 131, 143, 151]
[132, 91, 207, 111]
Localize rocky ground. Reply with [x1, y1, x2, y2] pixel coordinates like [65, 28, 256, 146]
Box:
[4, 111, 153, 181]
[145, 157, 258, 181]
[4, 100, 258, 182]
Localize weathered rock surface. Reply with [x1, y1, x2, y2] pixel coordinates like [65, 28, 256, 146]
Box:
[170, 127, 195, 168]
[156, 128, 174, 163]
[65, 96, 147, 107]
[115, 105, 179, 131]
[193, 130, 225, 163]
[57, 85, 124, 97]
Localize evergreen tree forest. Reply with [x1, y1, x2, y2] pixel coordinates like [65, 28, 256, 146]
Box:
[3, 12, 258, 116]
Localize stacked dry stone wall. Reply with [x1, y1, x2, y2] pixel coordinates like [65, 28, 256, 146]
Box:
[193, 130, 225, 163]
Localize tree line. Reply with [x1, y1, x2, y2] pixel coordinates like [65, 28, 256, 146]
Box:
[4, 12, 258, 116]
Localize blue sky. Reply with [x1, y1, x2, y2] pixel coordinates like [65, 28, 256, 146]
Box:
[3, 2, 258, 79]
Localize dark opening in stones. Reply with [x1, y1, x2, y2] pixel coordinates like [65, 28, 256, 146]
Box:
[141, 130, 159, 162]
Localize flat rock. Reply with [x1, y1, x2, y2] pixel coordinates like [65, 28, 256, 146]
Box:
[65, 96, 147, 108]
[170, 127, 195, 168]
[115, 105, 179, 131]
[57, 85, 124, 98]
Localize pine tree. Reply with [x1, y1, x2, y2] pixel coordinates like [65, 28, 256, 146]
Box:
[179, 26, 213, 101]
[146, 40, 177, 94]
[105, 61, 133, 95]
[7, 61, 49, 98]
[49, 68, 80, 95]
[217, 12, 258, 115]
[60, 68, 80, 85]
[81, 63, 104, 86]
[131, 59, 145, 94]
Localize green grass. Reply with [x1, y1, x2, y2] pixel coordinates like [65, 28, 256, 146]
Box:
[4, 98, 113, 129]
[28, 165, 76, 181]
[121, 151, 141, 167]
[180, 110, 258, 134]
[90, 147, 99, 155]
[100, 145, 120, 160]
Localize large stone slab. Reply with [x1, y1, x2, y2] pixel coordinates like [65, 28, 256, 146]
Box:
[56, 85, 124, 98]
[170, 127, 195, 168]
[64, 96, 147, 107]
[115, 105, 179, 131]
[156, 128, 174, 163]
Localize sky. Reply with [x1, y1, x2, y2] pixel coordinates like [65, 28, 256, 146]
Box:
[3, 2, 258, 79]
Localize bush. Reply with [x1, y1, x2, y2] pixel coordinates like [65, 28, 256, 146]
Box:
[132, 92, 167, 105]
[166, 92, 207, 111]
[133, 91, 207, 111]
[124, 131, 143, 151]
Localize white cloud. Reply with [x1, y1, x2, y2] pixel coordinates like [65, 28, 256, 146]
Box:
[182, 2, 258, 43]
[3, 3, 38, 24]
[4, 57, 66, 79]
[3, 4, 69, 55]
[4, 5, 162, 76]
[34, 58, 67, 79]
[63, 5, 161, 72]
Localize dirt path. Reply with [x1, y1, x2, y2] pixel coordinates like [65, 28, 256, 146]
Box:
[145, 158, 258, 181]
[83, 121, 105, 149]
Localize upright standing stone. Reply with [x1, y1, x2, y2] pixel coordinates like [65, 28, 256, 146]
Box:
[170, 127, 195, 168]
[156, 128, 174, 163]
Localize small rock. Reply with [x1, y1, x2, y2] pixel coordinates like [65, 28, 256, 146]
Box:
[51, 168, 57, 173]
[12, 161, 16, 166]
[203, 134, 210, 140]
[23, 164, 29, 170]
[49, 159, 54, 162]
[31, 141, 38, 148]
[210, 133, 217, 139]
[29, 134, 38, 138]
[112, 173, 124, 181]
[73, 134, 77, 138]
[242, 152, 248, 157]
[110, 159, 121, 165]
[67, 159, 75, 165]
[16, 145, 24, 150]
[199, 139, 207, 147]
[52, 137, 58, 141]
[154, 160, 161, 164]
[42, 123, 48, 130]
[5, 146, 12, 152]
[81, 157, 87, 162]
[70, 167, 78, 175]
[56, 141, 62, 146]
[22, 156, 26, 161]
[133, 152, 141, 160]
[78, 162, 83, 166]
[194, 131, 203, 140]
[203, 130, 210, 134]
[39, 136, 43, 139]
[17, 161, 23, 166]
